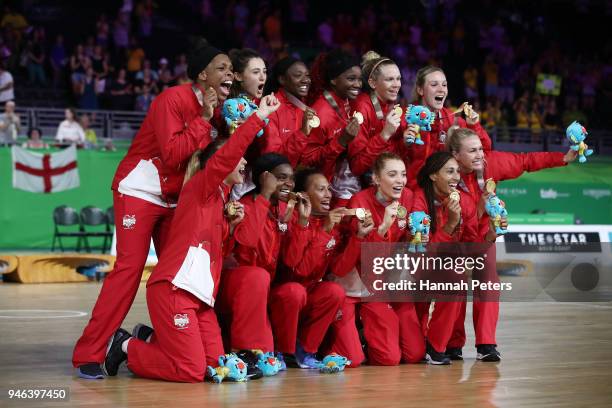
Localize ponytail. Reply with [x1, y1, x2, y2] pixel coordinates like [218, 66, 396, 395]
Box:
[445, 126, 477, 154]
[361, 50, 396, 92]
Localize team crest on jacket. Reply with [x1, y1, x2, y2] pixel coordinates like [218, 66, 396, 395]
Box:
[439, 131, 447, 144]
[326, 237, 336, 250]
[277, 221, 288, 233]
[122, 214, 136, 229]
[174, 313, 190, 329]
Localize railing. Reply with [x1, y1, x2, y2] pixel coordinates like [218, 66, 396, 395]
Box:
[484, 126, 612, 155]
[15, 107, 147, 140]
[11, 107, 612, 155]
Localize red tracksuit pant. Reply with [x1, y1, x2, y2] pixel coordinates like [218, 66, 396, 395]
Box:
[415, 301, 430, 337]
[216, 266, 274, 351]
[447, 300, 499, 348]
[127, 281, 224, 382]
[360, 302, 425, 365]
[448, 245, 500, 348]
[268, 281, 345, 354]
[416, 301, 463, 353]
[72, 192, 174, 367]
[414, 269, 466, 353]
[326, 296, 366, 368]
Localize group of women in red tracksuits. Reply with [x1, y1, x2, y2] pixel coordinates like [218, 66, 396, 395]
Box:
[72, 40, 582, 382]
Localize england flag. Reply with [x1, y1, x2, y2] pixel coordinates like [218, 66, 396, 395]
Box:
[12, 145, 80, 193]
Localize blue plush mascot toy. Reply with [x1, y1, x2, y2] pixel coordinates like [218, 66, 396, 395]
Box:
[405, 104, 434, 145]
[408, 211, 431, 253]
[222, 96, 268, 137]
[207, 353, 248, 383]
[566, 121, 593, 163]
[318, 353, 351, 373]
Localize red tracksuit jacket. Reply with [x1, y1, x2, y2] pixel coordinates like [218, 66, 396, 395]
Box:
[460, 150, 567, 238]
[332, 186, 415, 279]
[258, 89, 308, 167]
[146, 114, 265, 304]
[112, 84, 214, 206]
[411, 188, 479, 243]
[301, 91, 352, 180]
[232, 195, 301, 281]
[276, 216, 343, 288]
[347, 93, 408, 177]
[404, 106, 492, 189]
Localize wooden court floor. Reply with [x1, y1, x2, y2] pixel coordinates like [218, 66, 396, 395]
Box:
[0, 282, 611, 408]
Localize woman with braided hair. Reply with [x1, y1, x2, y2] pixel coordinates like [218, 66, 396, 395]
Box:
[301, 49, 363, 207]
[73, 39, 234, 379]
[258, 57, 317, 167]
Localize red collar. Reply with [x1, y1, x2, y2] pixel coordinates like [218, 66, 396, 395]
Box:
[309, 215, 326, 227]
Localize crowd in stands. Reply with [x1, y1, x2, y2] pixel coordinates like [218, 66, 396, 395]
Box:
[0, 100, 113, 149]
[0, 0, 610, 134]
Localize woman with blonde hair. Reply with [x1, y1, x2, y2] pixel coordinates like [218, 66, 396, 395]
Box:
[442, 126, 581, 362]
[348, 51, 407, 180]
[403, 65, 493, 188]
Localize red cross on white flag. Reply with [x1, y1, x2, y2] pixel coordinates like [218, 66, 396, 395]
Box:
[11, 145, 80, 193]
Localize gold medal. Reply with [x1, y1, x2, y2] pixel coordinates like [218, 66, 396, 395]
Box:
[397, 205, 407, 219]
[353, 111, 364, 125]
[355, 208, 366, 221]
[287, 192, 299, 202]
[225, 202, 237, 217]
[464, 103, 476, 120]
[453, 102, 467, 116]
[449, 190, 460, 202]
[308, 115, 320, 128]
[393, 105, 403, 117]
[485, 178, 497, 194]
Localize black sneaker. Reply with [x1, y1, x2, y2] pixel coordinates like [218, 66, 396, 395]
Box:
[132, 323, 154, 342]
[77, 363, 104, 379]
[235, 350, 263, 380]
[281, 352, 299, 368]
[103, 328, 131, 376]
[445, 347, 463, 361]
[425, 341, 451, 365]
[476, 344, 501, 362]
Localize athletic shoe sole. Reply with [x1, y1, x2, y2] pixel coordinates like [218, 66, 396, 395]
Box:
[102, 329, 130, 376]
[426, 353, 451, 365]
[246, 369, 263, 380]
[296, 361, 321, 369]
[77, 364, 104, 380]
[477, 352, 501, 362]
[295, 355, 322, 369]
[445, 348, 463, 361]
[102, 333, 115, 376]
